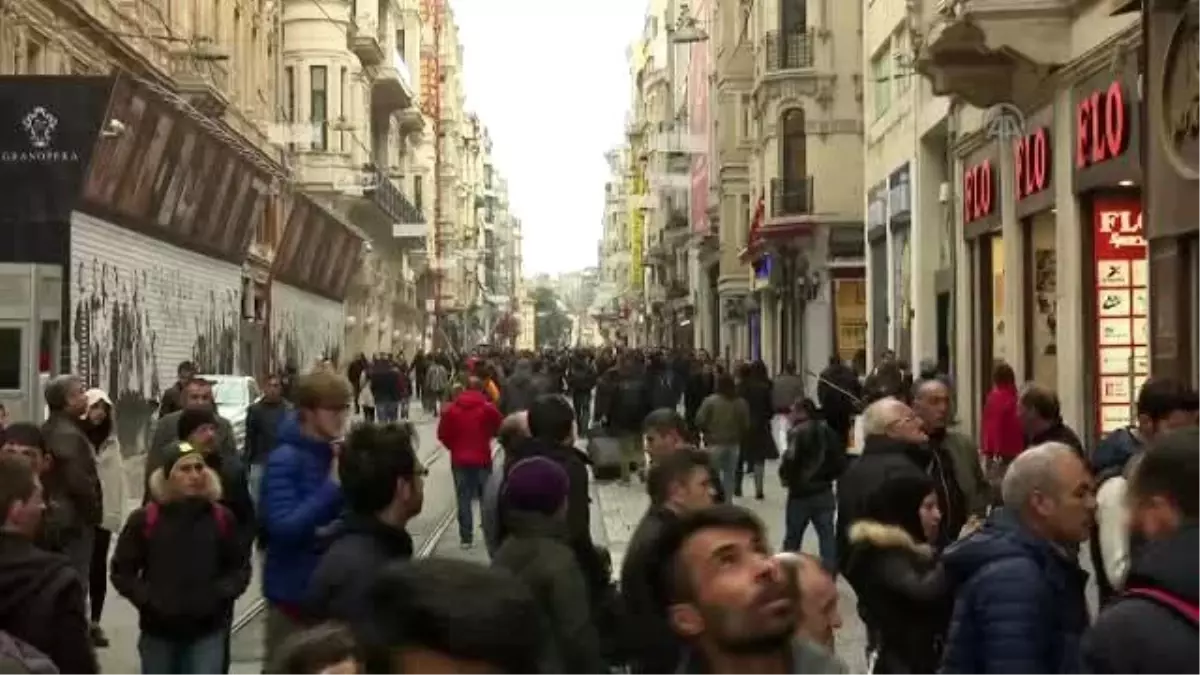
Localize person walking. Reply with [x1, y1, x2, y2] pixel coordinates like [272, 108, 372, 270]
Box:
[437, 378, 503, 549]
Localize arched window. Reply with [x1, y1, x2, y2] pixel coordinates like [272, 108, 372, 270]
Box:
[780, 108, 807, 183]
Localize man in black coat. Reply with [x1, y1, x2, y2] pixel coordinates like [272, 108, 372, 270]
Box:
[619, 449, 715, 673]
[308, 424, 421, 626]
[1082, 427, 1199, 674]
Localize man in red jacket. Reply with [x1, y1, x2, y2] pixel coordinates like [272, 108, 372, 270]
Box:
[437, 377, 503, 549]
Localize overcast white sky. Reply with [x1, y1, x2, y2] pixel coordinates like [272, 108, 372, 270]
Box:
[451, 0, 646, 276]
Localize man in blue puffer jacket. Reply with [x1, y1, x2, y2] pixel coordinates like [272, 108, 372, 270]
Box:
[259, 371, 350, 665]
[939, 442, 1094, 674]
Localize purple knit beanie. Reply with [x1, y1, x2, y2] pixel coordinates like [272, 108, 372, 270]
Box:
[502, 456, 570, 515]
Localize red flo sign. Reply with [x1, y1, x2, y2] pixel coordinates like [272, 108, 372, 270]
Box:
[1093, 197, 1146, 260]
[1076, 81, 1130, 169]
[963, 160, 995, 224]
[1014, 127, 1051, 199]
[1091, 196, 1147, 436]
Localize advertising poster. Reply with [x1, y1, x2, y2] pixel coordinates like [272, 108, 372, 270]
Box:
[1092, 197, 1148, 434]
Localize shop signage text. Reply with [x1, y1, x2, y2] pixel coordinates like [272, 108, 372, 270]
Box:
[1076, 81, 1129, 169]
[1091, 196, 1147, 437]
[1095, 203, 1146, 256]
[963, 160, 995, 224]
[1015, 127, 1051, 199]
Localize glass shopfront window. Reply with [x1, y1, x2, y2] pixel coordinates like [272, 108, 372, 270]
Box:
[1026, 213, 1058, 388]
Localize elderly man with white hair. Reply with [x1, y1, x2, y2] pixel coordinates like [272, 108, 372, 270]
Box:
[835, 396, 942, 573]
[938, 442, 1095, 673]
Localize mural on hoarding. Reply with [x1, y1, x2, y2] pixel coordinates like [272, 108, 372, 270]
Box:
[71, 257, 239, 453]
[688, 0, 711, 235]
[270, 284, 344, 373]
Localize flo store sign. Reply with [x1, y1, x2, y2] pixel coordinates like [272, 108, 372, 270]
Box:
[1093, 198, 1148, 435]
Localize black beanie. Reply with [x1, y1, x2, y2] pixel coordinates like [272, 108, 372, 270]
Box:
[177, 407, 217, 441]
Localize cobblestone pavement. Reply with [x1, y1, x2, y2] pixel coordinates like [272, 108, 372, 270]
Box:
[592, 462, 870, 672]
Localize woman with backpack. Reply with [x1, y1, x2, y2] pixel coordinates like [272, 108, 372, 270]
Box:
[110, 440, 251, 674]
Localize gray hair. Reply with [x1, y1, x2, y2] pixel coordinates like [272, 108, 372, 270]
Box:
[861, 397, 906, 436]
[1001, 442, 1078, 509]
[44, 374, 83, 411]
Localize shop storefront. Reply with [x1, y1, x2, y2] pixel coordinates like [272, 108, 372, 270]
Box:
[962, 142, 1001, 405]
[1143, 0, 1198, 386]
[1014, 107, 1058, 389]
[866, 183, 887, 364]
[889, 164, 913, 363]
[1072, 66, 1145, 438]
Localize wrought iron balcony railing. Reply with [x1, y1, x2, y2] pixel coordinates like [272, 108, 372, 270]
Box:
[365, 170, 424, 224]
[769, 176, 815, 218]
[764, 30, 815, 72]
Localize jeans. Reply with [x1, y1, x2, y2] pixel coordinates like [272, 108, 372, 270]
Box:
[376, 400, 399, 422]
[735, 459, 767, 496]
[782, 488, 838, 571]
[248, 463, 264, 511]
[138, 630, 227, 674]
[63, 526, 94, 617]
[572, 391, 592, 434]
[709, 444, 740, 503]
[452, 466, 492, 544]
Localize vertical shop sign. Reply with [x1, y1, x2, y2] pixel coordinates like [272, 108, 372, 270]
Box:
[1092, 197, 1149, 435]
[687, 0, 711, 235]
[963, 160, 995, 224]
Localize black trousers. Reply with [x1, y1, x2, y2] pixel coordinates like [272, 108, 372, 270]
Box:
[90, 526, 112, 623]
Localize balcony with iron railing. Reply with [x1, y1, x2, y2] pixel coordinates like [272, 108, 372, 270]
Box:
[769, 176, 815, 219]
[763, 30, 815, 73]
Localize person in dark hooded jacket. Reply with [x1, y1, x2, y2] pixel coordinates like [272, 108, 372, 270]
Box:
[307, 424, 421, 627]
[110, 441, 250, 674]
[499, 359, 539, 415]
[499, 396, 603, 588]
[0, 455, 97, 674]
[843, 472, 950, 674]
[492, 457, 602, 674]
[1082, 427, 1199, 674]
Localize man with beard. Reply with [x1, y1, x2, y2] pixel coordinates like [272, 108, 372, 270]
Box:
[656, 505, 847, 673]
[911, 379, 990, 548]
[620, 449, 716, 673]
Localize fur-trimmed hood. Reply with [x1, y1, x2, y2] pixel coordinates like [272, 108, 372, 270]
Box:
[849, 520, 934, 559]
[147, 465, 223, 503]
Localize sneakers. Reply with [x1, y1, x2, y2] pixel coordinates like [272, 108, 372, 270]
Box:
[460, 541, 473, 550]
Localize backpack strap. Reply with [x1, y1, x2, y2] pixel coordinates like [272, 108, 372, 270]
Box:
[142, 503, 160, 539]
[1125, 586, 1200, 625]
[212, 504, 231, 538]
[144, 502, 231, 539]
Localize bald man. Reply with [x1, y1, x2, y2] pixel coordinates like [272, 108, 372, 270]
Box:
[778, 552, 843, 653]
[481, 412, 531, 557]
